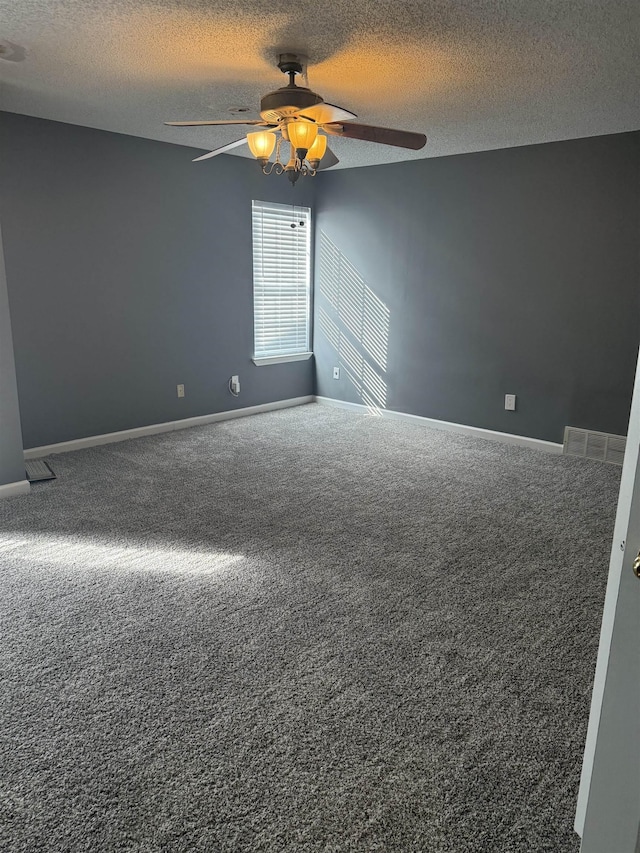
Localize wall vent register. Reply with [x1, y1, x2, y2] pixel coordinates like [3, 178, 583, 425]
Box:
[563, 427, 626, 466]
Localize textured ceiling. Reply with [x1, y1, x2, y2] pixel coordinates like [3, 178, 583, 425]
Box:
[0, 0, 639, 169]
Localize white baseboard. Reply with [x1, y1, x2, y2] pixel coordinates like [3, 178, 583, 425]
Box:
[314, 396, 564, 454]
[0, 479, 31, 499]
[24, 396, 314, 459]
[23, 394, 562, 460]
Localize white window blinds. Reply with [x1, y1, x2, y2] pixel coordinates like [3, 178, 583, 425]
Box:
[252, 200, 311, 360]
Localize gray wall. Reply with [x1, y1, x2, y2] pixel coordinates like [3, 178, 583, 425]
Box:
[314, 132, 640, 443]
[0, 222, 25, 485]
[0, 112, 314, 449]
[2, 112, 638, 450]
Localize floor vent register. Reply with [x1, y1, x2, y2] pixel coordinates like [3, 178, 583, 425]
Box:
[25, 459, 56, 482]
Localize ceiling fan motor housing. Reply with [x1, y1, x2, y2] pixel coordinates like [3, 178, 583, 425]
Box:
[260, 87, 324, 123]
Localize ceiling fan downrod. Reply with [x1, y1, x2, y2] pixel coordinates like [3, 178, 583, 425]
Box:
[277, 53, 304, 85]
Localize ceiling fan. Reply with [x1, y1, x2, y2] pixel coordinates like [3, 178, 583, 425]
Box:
[165, 54, 427, 182]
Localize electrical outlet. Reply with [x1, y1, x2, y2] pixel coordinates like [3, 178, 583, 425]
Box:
[505, 394, 516, 411]
[333, 367, 340, 380]
[230, 375, 240, 395]
[177, 384, 185, 398]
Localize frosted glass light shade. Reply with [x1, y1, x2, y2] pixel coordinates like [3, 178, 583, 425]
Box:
[306, 133, 327, 163]
[287, 119, 318, 152]
[247, 131, 276, 160]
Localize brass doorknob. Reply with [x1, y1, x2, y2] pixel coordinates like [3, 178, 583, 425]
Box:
[633, 552, 640, 579]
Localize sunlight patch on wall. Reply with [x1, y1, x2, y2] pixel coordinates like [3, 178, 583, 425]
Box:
[318, 232, 389, 413]
[0, 533, 242, 578]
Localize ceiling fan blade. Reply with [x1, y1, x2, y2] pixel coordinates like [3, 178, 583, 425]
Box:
[166, 119, 270, 127]
[192, 137, 249, 162]
[317, 145, 339, 170]
[297, 102, 357, 124]
[323, 122, 427, 150]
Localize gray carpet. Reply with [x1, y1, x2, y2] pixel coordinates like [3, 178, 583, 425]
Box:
[0, 403, 621, 852]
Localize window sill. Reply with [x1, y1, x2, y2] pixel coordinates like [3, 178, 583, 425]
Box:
[252, 352, 313, 367]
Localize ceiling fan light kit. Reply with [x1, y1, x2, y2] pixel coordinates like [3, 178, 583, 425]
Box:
[165, 53, 427, 181]
[250, 127, 325, 184]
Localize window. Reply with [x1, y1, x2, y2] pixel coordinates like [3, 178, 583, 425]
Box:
[252, 200, 312, 365]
